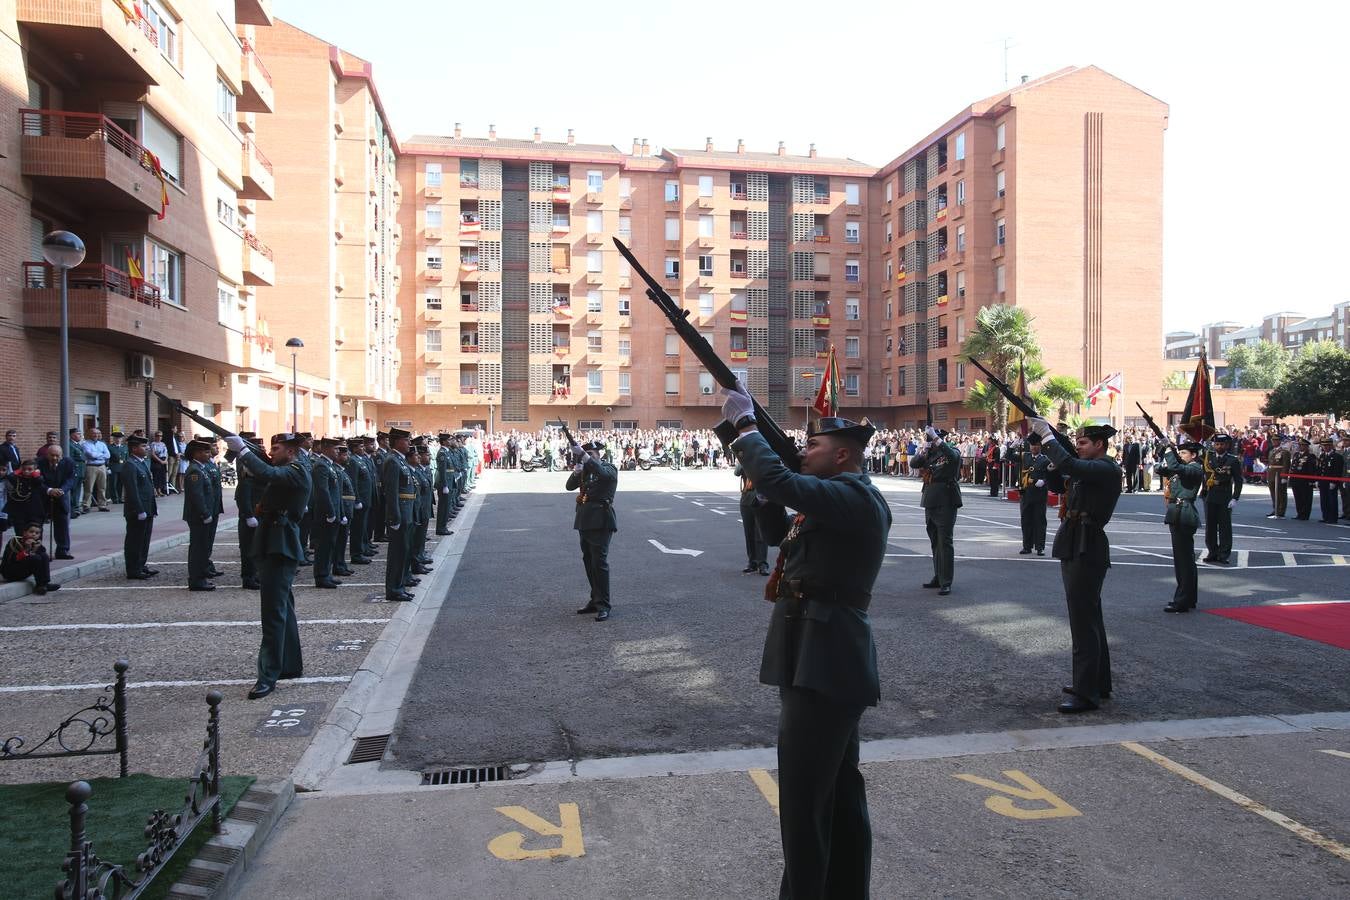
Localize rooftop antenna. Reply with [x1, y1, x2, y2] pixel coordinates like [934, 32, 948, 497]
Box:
[1002, 37, 1017, 87]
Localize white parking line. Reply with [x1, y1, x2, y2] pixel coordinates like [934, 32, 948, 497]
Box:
[0, 618, 390, 633]
[0, 675, 352, 694]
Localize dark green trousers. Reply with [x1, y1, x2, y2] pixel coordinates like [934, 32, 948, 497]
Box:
[436, 488, 453, 532]
[385, 523, 411, 598]
[777, 687, 871, 900]
[256, 555, 301, 684]
[1060, 559, 1111, 702]
[414, 519, 429, 564]
[1204, 501, 1233, 560]
[925, 506, 957, 587]
[1170, 522, 1198, 609]
[238, 518, 257, 584]
[1020, 497, 1047, 552]
[349, 507, 367, 559]
[312, 520, 337, 583]
[187, 520, 212, 585]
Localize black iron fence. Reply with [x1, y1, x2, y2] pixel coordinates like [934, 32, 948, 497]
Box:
[2, 659, 130, 776]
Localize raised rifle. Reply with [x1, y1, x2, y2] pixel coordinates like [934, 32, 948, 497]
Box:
[1135, 402, 1168, 444]
[613, 238, 801, 472]
[965, 357, 1078, 460]
[559, 424, 584, 467]
[153, 391, 272, 464]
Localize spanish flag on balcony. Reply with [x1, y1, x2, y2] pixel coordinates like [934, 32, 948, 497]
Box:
[126, 252, 145, 292]
[729, 309, 747, 323]
[896, 262, 906, 284]
[811, 315, 831, 328]
[810, 344, 842, 420]
[936, 206, 947, 222]
[935, 294, 949, 306]
[139, 149, 169, 220]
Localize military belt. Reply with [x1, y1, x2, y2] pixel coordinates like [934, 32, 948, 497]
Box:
[342, 495, 356, 500]
[779, 579, 871, 612]
[399, 492, 416, 499]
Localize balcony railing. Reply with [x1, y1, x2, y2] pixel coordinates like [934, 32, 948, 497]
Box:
[21, 108, 157, 174]
[845, 273, 861, 283]
[731, 189, 747, 200]
[460, 300, 478, 312]
[243, 136, 273, 174]
[239, 39, 273, 86]
[23, 261, 161, 306]
[243, 230, 274, 260]
[459, 176, 477, 188]
[460, 342, 479, 353]
[460, 384, 478, 394]
[730, 229, 748, 240]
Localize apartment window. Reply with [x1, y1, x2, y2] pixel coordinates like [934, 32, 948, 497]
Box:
[699, 215, 714, 237]
[845, 373, 859, 396]
[618, 177, 632, 199]
[457, 159, 477, 187]
[996, 171, 1006, 198]
[664, 372, 680, 394]
[426, 249, 443, 269]
[956, 225, 966, 252]
[996, 264, 1006, 294]
[956, 179, 966, 206]
[588, 370, 603, 393]
[996, 122, 1006, 150]
[425, 288, 442, 309]
[886, 299, 892, 320]
[845, 260, 860, 283]
[885, 181, 893, 203]
[425, 329, 442, 352]
[996, 218, 1006, 246]
[217, 281, 238, 327]
[845, 298, 860, 320]
[424, 205, 442, 229]
[426, 373, 441, 394]
[426, 162, 442, 187]
[845, 336, 860, 358]
[665, 257, 679, 279]
[885, 372, 893, 396]
[845, 222, 860, 244]
[699, 292, 714, 316]
[142, 0, 178, 63]
[665, 334, 679, 355]
[587, 169, 603, 192]
[215, 76, 236, 125]
[957, 361, 966, 388]
[699, 372, 715, 395]
[588, 210, 603, 232]
[142, 109, 182, 186]
[619, 371, 631, 394]
[665, 180, 679, 202]
[698, 255, 714, 276]
[587, 290, 602, 313]
[216, 183, 239, 231]
[587, 330, 603, 353]
[618, 295, 631, 316]
[665, 217, 680, 241]
[587, 250, 603, 273]
[146, 238, 182, 305]
[699, 175, 714, 197]
[957, 270, 966, 299]
[955, 132, 966, 161]
[845, 183, 860, 205]
[619, 338, 631, 358]
[885, 259, 893, 281]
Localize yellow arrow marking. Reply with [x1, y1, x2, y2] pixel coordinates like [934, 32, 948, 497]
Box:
[749, 768, 780, 816]
[952, 769, 1082, 820]
[487, 803, 585, 860]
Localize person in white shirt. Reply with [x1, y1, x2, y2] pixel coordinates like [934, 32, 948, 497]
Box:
[80, 427, 111, 512]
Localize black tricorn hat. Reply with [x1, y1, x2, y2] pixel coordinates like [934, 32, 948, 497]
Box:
[437, 432, 452, 441]
[186, 439, 213, 455]
[1179, 440, 1204, 453]
[1026, 433, 1043, 445]
[270, 432, 303, 446]
[388, 427, 412, 441]
[1212, 433, 1234, 444]
[111, 431, 124, 438]
[808, 416, 876, 446]
[127, 435, 149, 447]
[581, 439, 605, 451]
[1076, 424, 1117, 442]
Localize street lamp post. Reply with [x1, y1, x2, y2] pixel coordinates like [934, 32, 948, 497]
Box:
[285, 337, 304, 432]
[42, 231, 86, 457]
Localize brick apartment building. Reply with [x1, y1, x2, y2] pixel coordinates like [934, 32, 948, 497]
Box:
[382, 66, 1169, 433]
[0, 0, 280, 441]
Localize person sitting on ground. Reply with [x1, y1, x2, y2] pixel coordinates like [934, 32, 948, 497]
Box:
[1, 522, 59, 594]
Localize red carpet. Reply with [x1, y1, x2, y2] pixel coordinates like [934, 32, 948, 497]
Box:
[1207, 602, 1350, 650]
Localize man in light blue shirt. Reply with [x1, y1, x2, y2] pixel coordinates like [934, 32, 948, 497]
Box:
[80, 427, 112, 512]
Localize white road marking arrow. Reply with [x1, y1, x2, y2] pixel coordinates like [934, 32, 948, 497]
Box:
[648, 539, 703, 557]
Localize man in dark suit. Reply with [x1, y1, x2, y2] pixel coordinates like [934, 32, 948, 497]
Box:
[38, 444, 77, 559]
[566, 439, 618, 621]
[224, 431, 311, 700]
[1121, 435, 1142, 493]
[122, 436, 158, 579]
[1318, 436, 1345, 523]
[0, 429, 22, 474]
[721, 386, 890, 900]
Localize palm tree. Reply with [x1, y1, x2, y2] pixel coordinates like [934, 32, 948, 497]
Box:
[964, 380, 1001, 424]
[1039, 375, 1088, 424]
[960, 305, 1041, 430]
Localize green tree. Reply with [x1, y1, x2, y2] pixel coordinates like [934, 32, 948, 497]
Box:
[1038, 375, 1088, 423]
[1262, 341, 1350, 420]
[960, 305, 1041, 430]
[1222, 340, 1291, 389]
[1162, 370, 1190, 390]
[964, 380, 1001, 424]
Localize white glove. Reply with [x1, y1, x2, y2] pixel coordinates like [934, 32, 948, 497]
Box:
[924, 426, 940, 441]
[573, 463, 585, 474]
[388, 522, 400, 531]
[1035, 479, 1046, 488]
[137, 512, 147, 521]
[1028, 417, 1054, 441]
[341, 516, 348, 525]
[355, 502, 363, 510]
[245, 516, 259, 528]
[223, 435, 246, 454]
[202, 516, 212, 524]
[441, 487, 450, 494]
[1227, 499, 1238, 509]
[326, 516, 336, 523]
[719, 380, 755, 425]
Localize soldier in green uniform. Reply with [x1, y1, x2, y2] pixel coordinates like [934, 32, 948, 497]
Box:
[1265, 430, 1291, 519]
[296, 433, 315, 565]
[344, 439, 372, 566]
[451, 437, 469, 511]
[721, 384, 889, 900]
[1017, 434, 1052, 556]
[381, 428, 417, 602]
[224, 432, 311, 700]
[566, 439, 618, 621]
[1155, 438, 1204, 613]
[410, 441, 433, 574]
[122, 435, 158, 580]
[909, 427, 962, 595]
[182, 439, 218, 591]
[198, 436, 225, 579]
[232, 432, 262, 590]
[107, 431, 128, 504]
[435, 433, 455, 535]
[1200, 433, 1242, 564]
[1029, 418, 1121, 713]
[66, 428, 85, 518]
[358, 437, 380, 561]
[371, 433, 390, 545]
[310, 438, 342, 588]
[1318, 436, 1344, 523]
[1290, 436, 1317, 520]
[333, 442, 356, 577]
[1340, 435, 1350, 515]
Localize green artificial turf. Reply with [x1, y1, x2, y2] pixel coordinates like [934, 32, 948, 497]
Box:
[0, 773, 254, 900]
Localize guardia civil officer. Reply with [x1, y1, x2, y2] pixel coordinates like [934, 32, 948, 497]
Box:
[224, 432, 310, 700]
[566, 439, 618, 621]
[309, 438, 343, 588]
[735, 460, 769, 575]
[343, 439, 373, 566]
[199, 436, 225, 578]
[1318, 436, 1344, 523]
[1200, 432, 1242, 564]
[410, 441, 433, 573]
[909, 427, 962, 595]
[232, 432, 262, 590]
[721, 383, 889, 900]
[1017, 434, 1051, 556]
[1265, 431, 1291, 519]
[435, 433, 455, 535]
[381, 428, 417, 602]
[332, 442, 356, 577]
[1028, 418, 1122, 713]
[182, 439, 218, 591]
[1290, 437, 1317, 520]
[122, 435, 158, 580]
[1155, 438, 1204, 613]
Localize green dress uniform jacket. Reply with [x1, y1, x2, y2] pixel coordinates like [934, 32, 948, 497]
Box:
[67, 441, 85, 510]
[203, 457, 224, 569]
[233, 455, 259, 584]
[1201, 450, 1243, 561]
[182, 460, 214, 585]
[910, 440, 962, 588]
[1156, 446, 1204, 609]
[381, 450, 417, 598]
[566, 457, 619, 531]
[1018, 448, 1052, 554]
[121, 455, 156, 578]
[1266, 445, 1292, 517]
[108, 442, 128, 502]
[310, 455, 342, 581]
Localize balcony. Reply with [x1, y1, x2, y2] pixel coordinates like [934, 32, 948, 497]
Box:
[730, 230, 748, 240]
[424, 265, 443, 282]
[332, 107, 344, 135]
[333, 218, 346, 239]
[992, 194, 1006, 213]
[240, 136, 274, 200]
[952, 202, 965, 221]
[242, 231, 275, 286]
[813, 234, 831, 243]
[812, 315, 831, 328]
[730, 349, 748, 362]
[19, 109, 163, 216]
[552, 186, 572, 204]
[950, 158, 965, 175]
[239, 326, 275, 373]
[586, 192, 603, 205]
[333, 161, 345, 186]
[586, 233, 604, 245]
[239, 39, 274, 114]
[425, 182, 443, 199]
[992, 243, 1005, 260]
[22, 262, 162, 349]
[17, 0, 165, 85]
[234, 0, 274, 26]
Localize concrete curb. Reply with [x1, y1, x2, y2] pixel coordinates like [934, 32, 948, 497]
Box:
[0, 529, 191, 604]
[164, 777, 294, 900]
[289, 481, 487, 792]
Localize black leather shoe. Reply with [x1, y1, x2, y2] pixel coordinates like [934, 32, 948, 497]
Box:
[1163, 604, 1190, 613]
[55, 552, 75, 560]
[299, 558, 313, 567]
[758, 564, 770, 576]
[576, 604, 598, 614]
[937, 586, 951, 596]
[314, 580, 341, 589]
[279, 671, 303, 680]
[247, 682, 275, 700]
[742, 564, 757, 574]
[922, 580, 940, 589]
[594, 609, 610, 622]
[206, 568, 224, 578]
[404, 577, 421, 587]
[1037, 550, 1045, 556]
[350, 558, 371, 565]
[436, 530, 452, 536]
[127, 572, 151, 580]
[385, 593, 413, 602]
[141, 568, 160, 577]
[1202, 556, 1218, 563]
[241, 580, 261, 590]
[1063, 686, 1111, 700]
[333, 568, 355, 577]
[1057, 696, 1099, 714]
[1019, 549, 1032, 555]
[189, 582, 217, 592]
[412, 567, 432, 575]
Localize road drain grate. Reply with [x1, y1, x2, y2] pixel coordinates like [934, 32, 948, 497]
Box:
[421, 765, 507, 786]
[346, 733, 391, 764]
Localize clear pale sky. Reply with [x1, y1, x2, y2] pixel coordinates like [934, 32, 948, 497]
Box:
[276, 0, 1346, 336]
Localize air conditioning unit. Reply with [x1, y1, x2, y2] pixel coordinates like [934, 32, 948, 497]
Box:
[127, 353, 155, 380]
[701, 385, 714, 395]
